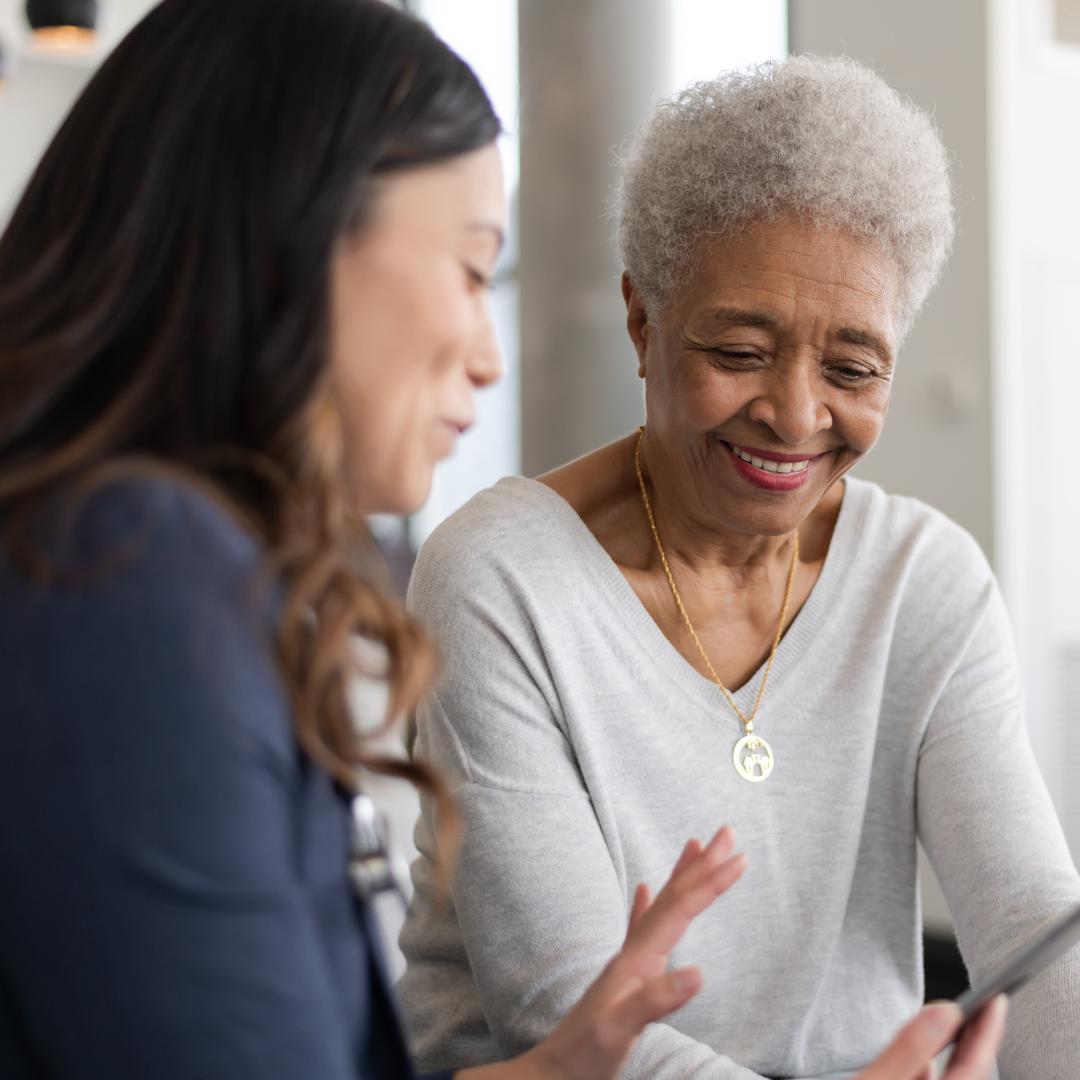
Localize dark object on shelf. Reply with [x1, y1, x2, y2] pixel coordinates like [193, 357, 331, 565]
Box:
[924, 930, 970, 1002]
[25, 0, 97, 32]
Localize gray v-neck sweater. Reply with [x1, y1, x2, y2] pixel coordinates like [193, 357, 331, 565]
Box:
[398, 476, 1080, 1080]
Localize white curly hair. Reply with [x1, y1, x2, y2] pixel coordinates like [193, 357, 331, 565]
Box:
[613, 55, 955, 338]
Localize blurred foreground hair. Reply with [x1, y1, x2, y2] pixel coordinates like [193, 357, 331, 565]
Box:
[0, 0, 499, 866]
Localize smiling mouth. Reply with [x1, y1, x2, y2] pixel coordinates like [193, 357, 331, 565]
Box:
[726, 442, 816, 475]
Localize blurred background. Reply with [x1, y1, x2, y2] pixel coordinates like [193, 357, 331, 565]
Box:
[3, 0, 1080, 997]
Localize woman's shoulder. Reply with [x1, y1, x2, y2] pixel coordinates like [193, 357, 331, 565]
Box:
[1, 471, 262, 591]
[79, 471, 260, 569]
[0, 472, 292, 764]
[410, 475, 594, 604]
[0, 472, 274, 688]
[843, 475, 993, 592]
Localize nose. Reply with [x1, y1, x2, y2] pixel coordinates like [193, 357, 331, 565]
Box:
[467, 303, 504, 390]
[745, 355, 831, 447]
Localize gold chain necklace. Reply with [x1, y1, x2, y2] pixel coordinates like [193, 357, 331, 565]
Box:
[634, 427, 798, 783]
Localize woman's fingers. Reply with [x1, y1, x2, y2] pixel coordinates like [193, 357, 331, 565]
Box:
[670, 838, 703, 879]
[620, 863, 745, 968]
[625, 883, 653, 942]
[665, 849, 748, 927]
[515, 966, 706, 1080]
[627, 842, 747, 957]
[857, 1003, 963, 1080]
[857, 997, 1006, 1080]
[625, 831, 729, 940]
[598, 966, 704, 1048]
[626, 836, 712, 943]
[507, 816, 1001, 1080]
[588, 828, 745, 1012]
[943, 997, 1007, 1080]
[639, 828, 738, 922]
[508, 830, 745, 1080]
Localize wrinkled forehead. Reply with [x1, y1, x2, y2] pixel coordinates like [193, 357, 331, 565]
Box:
[668, 218, 902, 355]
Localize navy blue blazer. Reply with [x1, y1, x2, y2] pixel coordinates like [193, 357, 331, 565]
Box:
[0, 478, 451, 1080]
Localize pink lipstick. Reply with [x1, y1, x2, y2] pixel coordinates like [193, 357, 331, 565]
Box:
[723, 441, 821, 492]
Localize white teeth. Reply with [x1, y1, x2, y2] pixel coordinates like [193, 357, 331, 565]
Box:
[728, 442, 812, 475]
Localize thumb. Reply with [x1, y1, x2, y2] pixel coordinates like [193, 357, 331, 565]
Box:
[860, 1004, 961, 1080]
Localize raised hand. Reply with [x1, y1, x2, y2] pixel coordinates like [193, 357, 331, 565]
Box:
[460, 825, 747, 1080]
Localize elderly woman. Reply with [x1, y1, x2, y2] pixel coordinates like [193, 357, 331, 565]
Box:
[398, 56, 1080, 1079]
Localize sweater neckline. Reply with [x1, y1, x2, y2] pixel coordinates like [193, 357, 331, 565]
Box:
[495, 473, 872, 733]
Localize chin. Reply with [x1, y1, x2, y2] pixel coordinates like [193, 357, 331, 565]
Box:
[382, 486, 430, 519]
[352, 446, 444, 518]
[347, 470, 430, 519]
[395, 465, 438, 518]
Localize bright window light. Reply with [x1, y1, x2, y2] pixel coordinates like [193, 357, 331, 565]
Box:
[409, 0, 520, 545]
[671, 0, 788, 91]
[416, 0, 518, 190]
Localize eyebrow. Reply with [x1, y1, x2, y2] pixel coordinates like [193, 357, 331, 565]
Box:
[699, 306, 778, 329]
[699, 306, 894, 362]
[836, 326, 892, 361]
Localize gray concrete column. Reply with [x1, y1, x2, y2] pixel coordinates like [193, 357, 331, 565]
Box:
[789, 0, 994, 563]
[517, 0, 671, 477]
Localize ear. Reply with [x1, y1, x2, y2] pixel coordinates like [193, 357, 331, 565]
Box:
[622, 272, 650, 378]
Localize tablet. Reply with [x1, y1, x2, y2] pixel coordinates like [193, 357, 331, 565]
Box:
[955, 904, 1080, 1019]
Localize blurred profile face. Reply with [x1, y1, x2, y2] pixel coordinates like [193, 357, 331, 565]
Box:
[628, 218, 901, 536]
[330, 143, 505, 516]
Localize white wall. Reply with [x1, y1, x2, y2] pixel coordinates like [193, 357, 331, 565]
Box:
[0, 0, 161, 226]
[0, 56, 89, 222]
[989, 0, 1080, 852]
[409, 0, 522, 543]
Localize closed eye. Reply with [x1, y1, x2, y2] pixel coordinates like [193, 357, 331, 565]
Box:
[703, 347, 767, 367]
[829, 365, 876, 383]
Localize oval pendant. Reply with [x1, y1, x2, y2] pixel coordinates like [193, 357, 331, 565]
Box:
[733, 734, 774, 782]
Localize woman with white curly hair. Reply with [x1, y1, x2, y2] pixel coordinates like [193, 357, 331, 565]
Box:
[398, 57, 1079, 1078]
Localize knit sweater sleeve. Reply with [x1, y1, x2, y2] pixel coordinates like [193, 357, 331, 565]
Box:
[917, 583, 1080, 1078]
[399, 516, 763, 1080]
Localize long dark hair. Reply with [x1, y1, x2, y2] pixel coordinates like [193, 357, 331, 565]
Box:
[0, 0, 499, 821]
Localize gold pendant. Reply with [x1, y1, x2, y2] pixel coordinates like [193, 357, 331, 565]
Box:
[733, 734, 773, 782]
